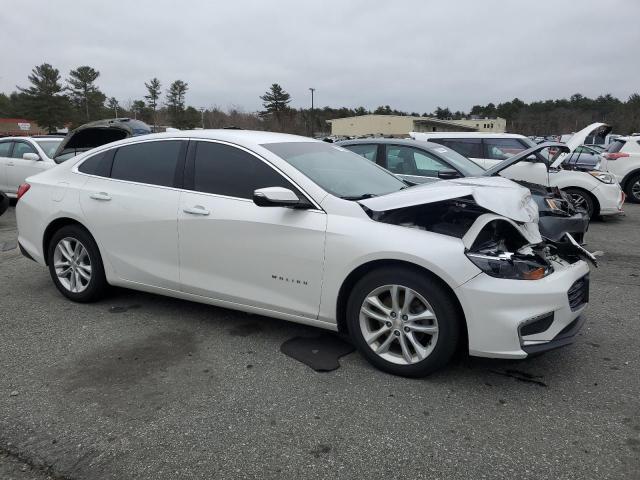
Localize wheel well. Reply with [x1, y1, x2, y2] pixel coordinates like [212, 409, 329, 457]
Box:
[335, 259, 468, 346]
[42, 217, 90, 265]
[621, 169, 640, 191]
[562, 187, 599, 216]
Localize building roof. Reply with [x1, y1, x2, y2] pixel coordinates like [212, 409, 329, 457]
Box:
[0, 118, 33, 123]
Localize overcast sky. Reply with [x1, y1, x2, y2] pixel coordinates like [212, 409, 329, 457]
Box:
[1, 0, 639, 114]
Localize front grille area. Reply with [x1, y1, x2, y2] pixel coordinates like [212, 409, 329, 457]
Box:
[568, 274, 589, 311]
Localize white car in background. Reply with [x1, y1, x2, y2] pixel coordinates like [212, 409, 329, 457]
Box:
[0, 136, 63, 197]
[601, 135, 640, 203]
[16, 130, 592, 377]
[410, 132, 624, 218]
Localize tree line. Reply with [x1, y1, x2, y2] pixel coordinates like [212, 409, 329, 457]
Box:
[1, 63, 639, 136]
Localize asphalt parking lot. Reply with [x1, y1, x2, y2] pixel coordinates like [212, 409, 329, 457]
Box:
[0, 205, 639, 480]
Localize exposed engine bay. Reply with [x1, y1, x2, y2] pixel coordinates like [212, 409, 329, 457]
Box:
[361, 196, 599, 276]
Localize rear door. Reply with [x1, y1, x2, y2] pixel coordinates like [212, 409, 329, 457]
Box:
[0, 141, 13, 193]
[483, 138, 549, 185]
[177, 140, 327, 318]
[78, 139, 186, 289]
[6, 140, 49, 194]
[429, 138, 484, 167]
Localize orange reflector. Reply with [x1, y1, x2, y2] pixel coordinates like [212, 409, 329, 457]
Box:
[523, 268, 546, 280]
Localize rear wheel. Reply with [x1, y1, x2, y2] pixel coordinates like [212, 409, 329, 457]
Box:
[624, 173, 640, 204]
[346, 267, 461, 377]
[564, 188, 596, 218]
[47, 225, 108, 302]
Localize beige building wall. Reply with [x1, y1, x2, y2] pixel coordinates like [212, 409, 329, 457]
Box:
[454, 118, 506, 132]
[328, 115, 415, 137]
[328, 114, 505, 137]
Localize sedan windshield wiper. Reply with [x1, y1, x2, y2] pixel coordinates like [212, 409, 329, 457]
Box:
[340, 193, 378, 201]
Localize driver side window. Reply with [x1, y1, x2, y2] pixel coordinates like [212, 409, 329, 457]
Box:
[385, 145, 451, 177]
[190, 141, 297, 199]
[11, 142, 37, 159]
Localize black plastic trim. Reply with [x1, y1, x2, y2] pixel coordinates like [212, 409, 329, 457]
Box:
[18, 242, 36, 262]
[522, 316, 586, 355]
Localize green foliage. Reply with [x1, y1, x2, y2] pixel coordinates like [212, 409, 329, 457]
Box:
[166, 80, 189, 128]
[144, 77, 161, 125]
[67, 66, 106, 122]
[260, 84, 291, 118]
[17, 63, 70, 132]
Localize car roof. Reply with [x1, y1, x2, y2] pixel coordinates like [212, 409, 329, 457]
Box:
[410, 132, 527, 139]
[337, 137, 445, 150]
[102, 129, 319, 147]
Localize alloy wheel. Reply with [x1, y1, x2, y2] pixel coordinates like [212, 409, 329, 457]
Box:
[632, 179, 640, 202]
[359, 284, 439, 365]
[53, 237, 92, 293]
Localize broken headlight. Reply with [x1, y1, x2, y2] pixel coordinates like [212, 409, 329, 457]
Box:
[466, 251, 553, 280]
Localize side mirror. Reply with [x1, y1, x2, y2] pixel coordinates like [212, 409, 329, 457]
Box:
[253, 187, 311, 209]
[23, 152, 40, 161]
[438, 169, 460, 179]
[525, 154, 539, 162]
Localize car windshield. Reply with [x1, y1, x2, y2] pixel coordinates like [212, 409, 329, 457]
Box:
[34, 139, 62, 158]
[423, 144, 485, 176]
[262, 142, 407, 199]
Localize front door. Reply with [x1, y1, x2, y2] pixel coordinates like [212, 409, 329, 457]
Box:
[6, 141, 48, 194]
[0, 141, 12, 193]
[178, 140, 327, 319]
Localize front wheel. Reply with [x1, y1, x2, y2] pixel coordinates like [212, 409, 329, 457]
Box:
[47, 225, 108, 302]
[346, 267, 462, 377]
[564, 188, 596, 218]
[624, 173, 640, 204]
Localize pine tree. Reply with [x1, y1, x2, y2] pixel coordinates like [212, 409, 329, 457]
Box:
[260, 83, 291, 121]
[17, 63, 70, 132]
[107, 97, 120, 117]
[144, 77, 161, 126]
[166, 80, 188, 128]
[67, 66, 105, 121]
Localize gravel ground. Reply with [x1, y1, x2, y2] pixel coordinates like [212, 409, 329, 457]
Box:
[0, 204, 638, 479]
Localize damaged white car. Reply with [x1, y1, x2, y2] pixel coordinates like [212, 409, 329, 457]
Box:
[16, 131, 592, 377]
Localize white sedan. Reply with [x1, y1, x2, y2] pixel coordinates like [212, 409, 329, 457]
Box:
[16, 130, 590, 377]
[0, 136, 62, 197]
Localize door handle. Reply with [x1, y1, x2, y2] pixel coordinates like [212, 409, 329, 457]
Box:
[89, 192, 112, 201]
[7, 162, 14, 167]
[183, 205, 210, 216]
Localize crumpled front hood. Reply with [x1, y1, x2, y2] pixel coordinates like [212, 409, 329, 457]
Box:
[358, 176, 538, 224]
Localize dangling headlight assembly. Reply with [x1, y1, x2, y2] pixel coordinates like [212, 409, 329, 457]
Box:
[466, 251, 553, 280]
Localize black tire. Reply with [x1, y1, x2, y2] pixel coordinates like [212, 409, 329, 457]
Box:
[624, 173, 640, 204]
[564, 188, 596, 218]
[47, 224, 108, 302]
[346, 267, 462, 377]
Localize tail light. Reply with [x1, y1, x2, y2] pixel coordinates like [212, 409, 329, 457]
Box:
[16, 183, 31, 201]
[605, 152, 629, 160]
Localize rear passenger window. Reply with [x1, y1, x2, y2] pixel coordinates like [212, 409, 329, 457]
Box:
[430, 139, 482, 158]
[0, 142, 12, 157]
[78, 150, 112, 177]
[111, 140, 182, 187]
[606, 140, 626, 153]
[483, 138, 528, 160]
[344, 144, 378, 162]
[192, 141, 296, 199]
